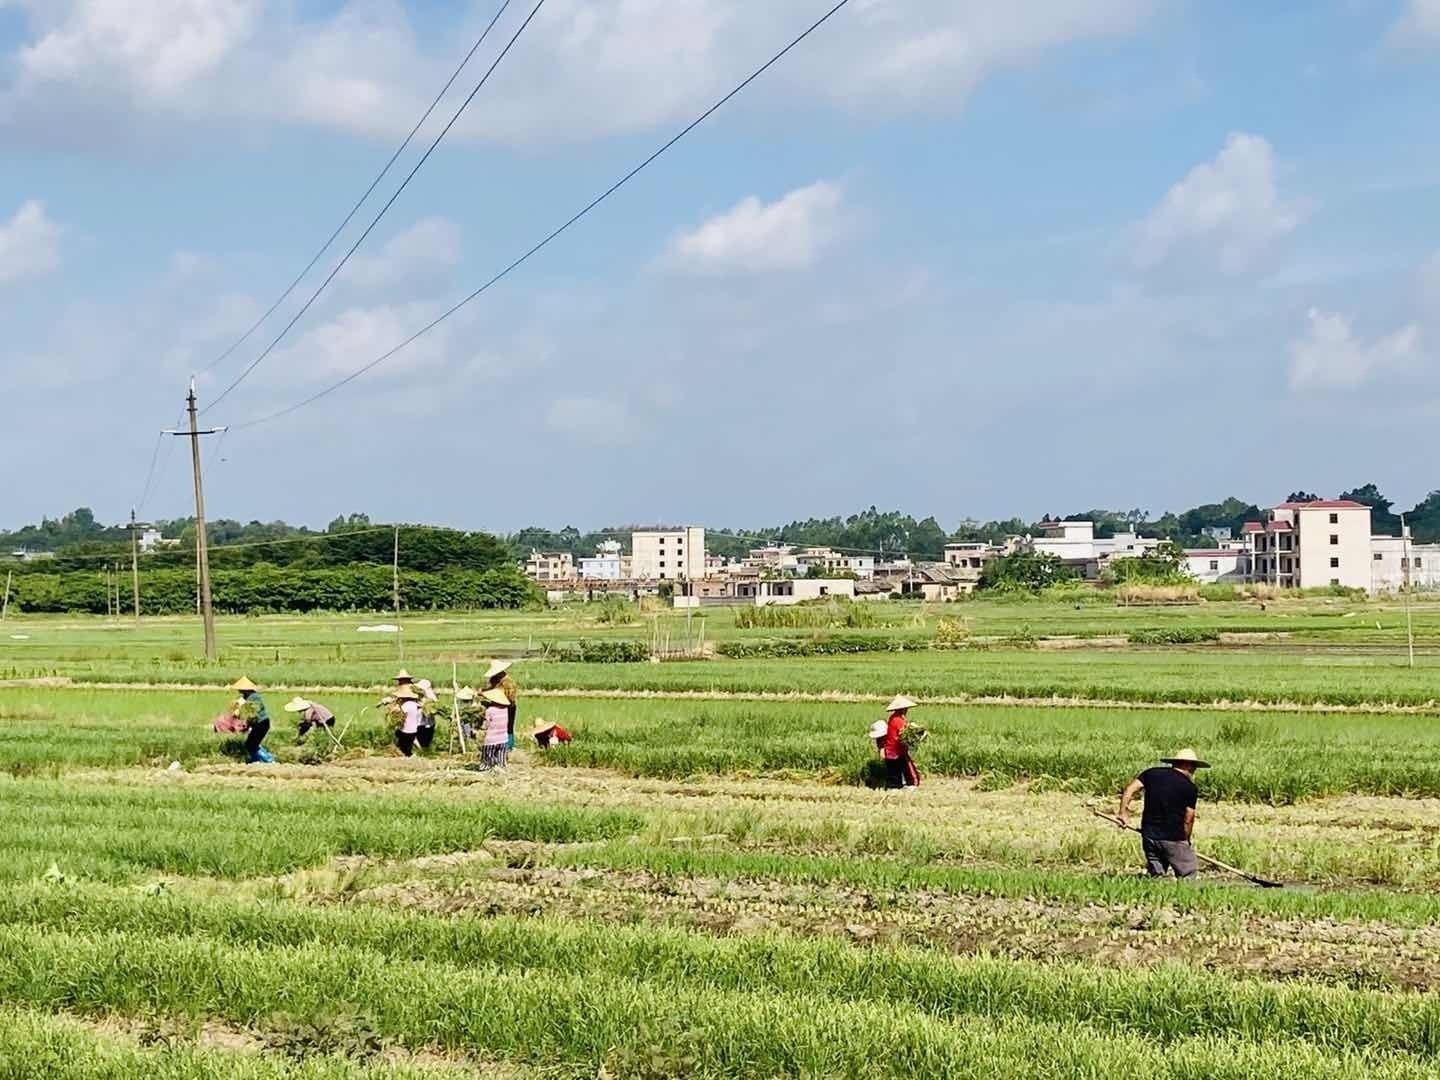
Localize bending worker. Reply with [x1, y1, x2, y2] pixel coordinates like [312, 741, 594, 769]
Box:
[1118, 748, 1210, 879]
[283, 697, 335, 742]
[231, 677, 272, 764]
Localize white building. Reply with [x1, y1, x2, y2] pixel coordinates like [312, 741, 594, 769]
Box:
[1027, 521, 1162, 579]
[1369, 533, 1440, 593]
[1246, 501, 1371, 591]
[137, 529, 180, 553]
[578, 540, 630, 581]
[792, 547, 875, 579]
[631, 527, 706, 581]
[524, 550, 576, 583]
[1182, 549, 1248, 584]
[746, 577, 856, 606]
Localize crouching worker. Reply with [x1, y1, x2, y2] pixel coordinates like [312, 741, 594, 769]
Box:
[530, 719, 572, 749]
[230, 677, 273, 764]
[283, 697, 335, 742]
[1118, 748, 1210, 879]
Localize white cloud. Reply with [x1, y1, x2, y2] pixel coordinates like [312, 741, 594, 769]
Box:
[1389, 0, 1440, 47]
[1135, 133, 1309, 274]
[0, 200, 62, 285]
[8, 0, 257, 101]
[266, 301, 452, 383]
[339, 217, 462, 292]
[544, 395, 634, 445]
[0, 0, 1156, 146]
[667, 181, 845, 274]
[1288, 307, 1421, 392]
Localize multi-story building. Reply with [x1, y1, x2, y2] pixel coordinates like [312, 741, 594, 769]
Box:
[578, 540, 630, 581]
[792, 547, 875, 579]
[524, 550, 576, 583]
[1026, 521, 1162, 580]
[631, 527, 706, 581]
[1244, 500, 1371, 590]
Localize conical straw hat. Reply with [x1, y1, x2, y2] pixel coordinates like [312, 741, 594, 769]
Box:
[867, 720, 888, 739]
[231, 677, 259, 693]
[886, 695, 916, 712]
[282, 697, 312, 713]
[1162, 748, 1210, 769]
[481, 687, 510, 707]
[485, 660, 512, 680]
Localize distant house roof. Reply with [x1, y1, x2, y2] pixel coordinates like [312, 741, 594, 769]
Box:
[1269, 522, 1292, 532]
[1184, 549, 1242, 559]
[1274, 500, 1368, 510]
[1241, 522, 1264, 533]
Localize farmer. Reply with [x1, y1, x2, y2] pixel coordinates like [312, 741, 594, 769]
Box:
[479, 687, 511, 770]
[456, 686, 482, 741]
[393, 685, 423, 757]
[380, 669, 418, 705]
[414, 678, 439, 750]
[231, 677, 272, 764]
[1117, 748, 1210, 879]
[485, 661, 520, 751]
[283, 697, 335, 741]
[881, 695, 920, 789]
[530, 719, 572, 749]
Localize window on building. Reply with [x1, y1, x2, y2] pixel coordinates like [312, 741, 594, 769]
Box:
[1331, 578, 1340, 587]
[1416, 558, 1425, 570]
[1329, 513, 1339, 525]
[1209, 561, 1219, 571]
[659, 561, 666, 568]
[1329, 535, 1339, 545]
[1330, 557, 1340, 568]
[1374, 552, 1384, 561]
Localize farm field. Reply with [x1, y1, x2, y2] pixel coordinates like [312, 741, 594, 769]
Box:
[2, 600, 1440, 1076]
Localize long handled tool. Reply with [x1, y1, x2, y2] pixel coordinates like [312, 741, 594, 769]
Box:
[1089, 807, 1284, 888]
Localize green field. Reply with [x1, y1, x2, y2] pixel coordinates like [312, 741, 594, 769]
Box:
[2, 599, 1440, 1076]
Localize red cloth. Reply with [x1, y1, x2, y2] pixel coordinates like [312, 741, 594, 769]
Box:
[212, 713, 247, 734]
[552, 725, 572, 743]
[882, 713, 906, 759]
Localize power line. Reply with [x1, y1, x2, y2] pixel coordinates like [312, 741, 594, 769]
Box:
[207, 0, 547, 412]
[135, 431, 166, 513]
[226, 0, 857, 433]
[197, 0, 518, 379]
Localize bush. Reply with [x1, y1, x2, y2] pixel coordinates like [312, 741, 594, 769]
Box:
[547, 640, 651, 663]
[715, 634, 906, 659]
[1127, 627, 1220, 645]
[933, 618, 969, 645]
[1197, 584, 1238, 602]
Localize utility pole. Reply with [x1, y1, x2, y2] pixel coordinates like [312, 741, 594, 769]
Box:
[393, 525, 404, 661]
[1402, 513, 1416, 669]
[166, 381, 225, 662]
[129, 509, 141, 621]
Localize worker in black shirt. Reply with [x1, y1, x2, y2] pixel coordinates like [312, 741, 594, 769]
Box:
[1117, 748, 1210, 879]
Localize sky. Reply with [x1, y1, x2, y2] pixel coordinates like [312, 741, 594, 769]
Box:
[4, 0, 1440, 534]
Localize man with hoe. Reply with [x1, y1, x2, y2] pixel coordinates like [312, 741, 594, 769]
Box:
[1117, 748, 1210, 879]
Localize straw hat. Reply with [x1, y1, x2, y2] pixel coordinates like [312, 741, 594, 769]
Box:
[231, 676, 259, 693]
[394, 686, 419, 701]
[886, 695, 916, 712]
[416, 678, 432, 691]
[530, 718, 557, 736]
[867, 720, 888, 739]
[394, 670, 413, 682]
[481, 687, 510, 707]
[282, 697, 312, 714]
[455, 687, 476, 702]
[1162, 748, 1211, 769]
[485, 660, 512, 681]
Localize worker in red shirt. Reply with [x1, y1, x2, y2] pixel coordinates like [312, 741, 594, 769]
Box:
[530, 719, 572, 749]
[881, 695, 920, 789]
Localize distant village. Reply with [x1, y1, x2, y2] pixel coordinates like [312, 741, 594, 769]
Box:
[523, 499, 1440, 604]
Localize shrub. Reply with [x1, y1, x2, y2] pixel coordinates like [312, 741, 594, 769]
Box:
[547, 640, 651, 663]
[715, 634, 905, 659]
[934, 618, 969, 645]
[1127, 627, 1220, 645]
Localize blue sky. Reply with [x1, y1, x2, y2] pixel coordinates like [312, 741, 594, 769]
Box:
[4, 0, 1440, 533]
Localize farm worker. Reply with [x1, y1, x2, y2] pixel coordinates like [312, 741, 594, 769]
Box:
[456, 687, 482, 741]
[283, 697, 335, 740]
[530, 719, 572, 749]
[378, 669, 415, 707]
[1117, 748, 1211, 879]
[867, 720, 888, 753]
[231, 677, 273, 764]
[881, 695, 920, 789]
[414, 678, 439, 750]
[393, 685, 423, 757]
[479, 687, 511, 770]
[485, 661, 520, 751]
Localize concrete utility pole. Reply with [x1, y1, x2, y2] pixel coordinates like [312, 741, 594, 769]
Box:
[1402, 513, 1416, 669]
[129, 509, 141, 621]
[166, 381, 226, 662]
[393, 525, 404, 661]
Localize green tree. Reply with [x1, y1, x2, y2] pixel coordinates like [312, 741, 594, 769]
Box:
[979, 552, 1076, 591]
[1339, 484, 1400, 535]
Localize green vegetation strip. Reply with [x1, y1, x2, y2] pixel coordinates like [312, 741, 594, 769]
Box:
[0, 1008, 454, 1080]
[0, 778, 640, 883]
[2, 887, 1439, 1065]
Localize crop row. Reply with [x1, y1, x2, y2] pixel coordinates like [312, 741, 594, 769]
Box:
[1, 887, 1439, 1069]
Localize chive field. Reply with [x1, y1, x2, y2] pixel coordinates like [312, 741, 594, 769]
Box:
[2, 600, 1439, 1075]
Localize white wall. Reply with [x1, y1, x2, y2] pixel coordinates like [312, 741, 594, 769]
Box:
[1182, 552, 1246, 584]
[1370, 537, 1440, 592]
[631, 527, 706, 581]
[1295, 507, 1370, 590]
